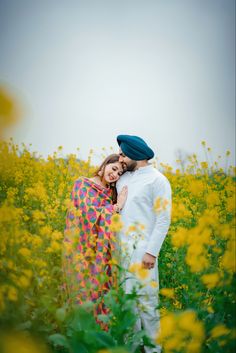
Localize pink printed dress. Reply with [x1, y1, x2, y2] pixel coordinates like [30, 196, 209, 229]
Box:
[63, 177, 116, 317]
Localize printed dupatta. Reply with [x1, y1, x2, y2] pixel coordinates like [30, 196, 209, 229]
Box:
[63, 177, 116, 310]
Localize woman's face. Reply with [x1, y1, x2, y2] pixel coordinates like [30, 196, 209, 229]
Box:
[103, 162, 123, 184]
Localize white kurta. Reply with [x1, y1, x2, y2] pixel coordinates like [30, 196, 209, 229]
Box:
[117, 165, 172, 353]
[117, 164, 171, 263]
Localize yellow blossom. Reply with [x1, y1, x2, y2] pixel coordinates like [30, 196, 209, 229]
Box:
[150, 281, 158, 288]
[18, 247, 31, 258]
[1, 332, 49, 353]
[210, 324, 230, 338]
[18, 275, 31, 288]
[201, 273, 221, 289]
[7, 286, 18, 301]
[128, 262, 150, 281]
[171, 227, 188, 248]
[201, 161, 208, 169]
[110, 214, 123, 232]
[159, 288, 175, 299]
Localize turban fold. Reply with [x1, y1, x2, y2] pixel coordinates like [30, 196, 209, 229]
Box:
[117, 135, 154, 160]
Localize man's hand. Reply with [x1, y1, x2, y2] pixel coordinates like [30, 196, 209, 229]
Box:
[142, 253, 156, 269]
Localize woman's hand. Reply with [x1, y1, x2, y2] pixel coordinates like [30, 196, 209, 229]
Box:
[116, 185, 128, 211]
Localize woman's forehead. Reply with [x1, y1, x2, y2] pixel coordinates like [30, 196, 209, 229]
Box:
[111, 161, 123, 170]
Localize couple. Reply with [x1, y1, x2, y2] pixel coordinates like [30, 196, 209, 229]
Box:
[63, 134, 172, 353]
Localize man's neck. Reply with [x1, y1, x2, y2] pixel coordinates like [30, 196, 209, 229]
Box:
[134, 160, 149, 170]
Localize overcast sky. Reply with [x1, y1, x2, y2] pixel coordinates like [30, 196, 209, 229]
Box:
[0, 0, 235, 167]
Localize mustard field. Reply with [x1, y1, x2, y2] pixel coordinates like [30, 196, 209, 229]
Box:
[0, 140, 235, 353]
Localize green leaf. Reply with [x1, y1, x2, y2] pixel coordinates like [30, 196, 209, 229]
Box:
[85, 331, 117, 347]
[55, 307, 66, 322]
[97, 314, 110, 324]
[48, 333, 70, 348]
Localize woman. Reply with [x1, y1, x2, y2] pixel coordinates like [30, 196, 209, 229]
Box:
[63, 154, 127, 318]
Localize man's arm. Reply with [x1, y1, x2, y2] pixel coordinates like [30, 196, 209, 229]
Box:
[145, 176, 172, 258]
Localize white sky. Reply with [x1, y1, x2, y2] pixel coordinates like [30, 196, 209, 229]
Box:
[0, 0, 235, 167]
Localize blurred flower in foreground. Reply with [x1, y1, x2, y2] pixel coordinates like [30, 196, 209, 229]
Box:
[129, 262, 150, 280]
[0, 86, 21, 136]
[0, 331, 49, 353]
[156, 310, 205, 353]
[110, 214, 124, 232]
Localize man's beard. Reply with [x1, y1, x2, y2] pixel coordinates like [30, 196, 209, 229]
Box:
[126, 160, 137, 171]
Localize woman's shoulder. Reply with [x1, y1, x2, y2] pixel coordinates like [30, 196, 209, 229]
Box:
[73, 176, 88, 188]
[73, 176, 98, 188]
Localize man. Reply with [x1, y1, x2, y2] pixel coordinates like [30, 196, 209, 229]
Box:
[116, 135, 172, 353]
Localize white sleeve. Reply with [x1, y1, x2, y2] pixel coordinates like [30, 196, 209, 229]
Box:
[146, 176, 172, 257]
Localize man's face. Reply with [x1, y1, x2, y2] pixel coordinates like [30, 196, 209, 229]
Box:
[118, 149, 137, 171]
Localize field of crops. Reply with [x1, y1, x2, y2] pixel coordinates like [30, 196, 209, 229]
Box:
[0, 140, 235, 353]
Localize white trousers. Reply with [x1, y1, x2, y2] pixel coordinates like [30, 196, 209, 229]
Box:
[121, 240, 162, 353]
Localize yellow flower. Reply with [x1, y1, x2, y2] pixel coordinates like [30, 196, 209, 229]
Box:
[210, 324, 230, 338]
[188, 179, 205, 197]
[207, 306, 214, 313]
[201, 273, 221, 289]
[110, 214, 123, 232]
[201, 161, 208, 169]
[185, 241, 210, 273]
[0, 292, 5, 312]
[206, 191, 221, 206]
[0, 87, 21, 129]
[159, 288, 175, 299]
[18, 276, 30, 288]
[128, 262, 150, 281]
[18, 247, 31, 258]
[22, 269, 33, 278]
[32, 210, 46, 222]
[1, 332, 49, 353]
[137, 268, 150, 280]
[171, 227, 188, 248]
[156, 310, 205, 352]
[129, 262, 142, 273]
[7, 286, 18, 301]
[127, 225, 137, 233]
[46, 240, 61, 253]
[150, 281, 158, 288]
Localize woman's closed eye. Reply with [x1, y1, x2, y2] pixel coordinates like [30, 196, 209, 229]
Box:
[112, 166, 123, 176]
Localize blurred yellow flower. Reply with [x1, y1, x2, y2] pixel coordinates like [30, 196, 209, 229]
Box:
[1, 332, 49, 353]
[110, 214, 123, 232]
[210, 324, 230, 338]
[201, 161, 208, 169]
[7, 286, 18, 301]
[150, 281, 158, 288]
[18, 275, 31, 288]
[159, 288, 175, 299]
[201, 273, 221, 289]
[129, 262, 150, 281]
[156, 310, 205, 353]
[18, 247, 31, 257]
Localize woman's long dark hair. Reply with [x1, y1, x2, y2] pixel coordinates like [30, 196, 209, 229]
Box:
[94, 154, 124, 204]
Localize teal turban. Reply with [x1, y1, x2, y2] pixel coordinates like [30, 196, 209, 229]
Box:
[117, 135, 154, 160]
